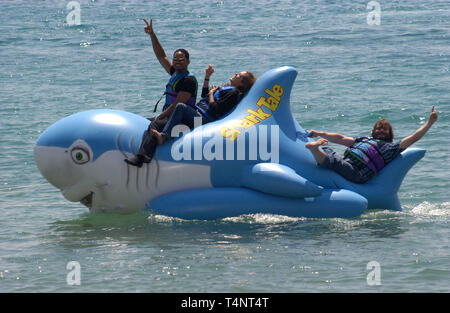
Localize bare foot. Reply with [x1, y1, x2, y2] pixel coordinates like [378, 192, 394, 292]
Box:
[305, 138, 328, 165]
[151, 129, 166, 146]
[305, 138, 328, 150]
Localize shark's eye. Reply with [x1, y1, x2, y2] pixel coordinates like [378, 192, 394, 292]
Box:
[71, 147, 90, 164]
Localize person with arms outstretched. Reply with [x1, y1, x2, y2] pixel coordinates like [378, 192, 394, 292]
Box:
[305, 106, 438, 183]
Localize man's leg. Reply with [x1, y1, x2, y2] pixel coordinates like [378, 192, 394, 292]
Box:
[152, 103, 200, 145]
[305, 138, 328, 165]
[306, 139, 364, 183]
[124, 117, 169, 167]
[137, 117, 168, 160]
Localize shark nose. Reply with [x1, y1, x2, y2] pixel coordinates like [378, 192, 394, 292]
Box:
[34, 145, 70, 189]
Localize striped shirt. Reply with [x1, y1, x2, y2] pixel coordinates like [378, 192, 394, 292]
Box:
[344, 137, 404, 181]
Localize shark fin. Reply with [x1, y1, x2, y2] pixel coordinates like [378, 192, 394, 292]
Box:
[222, 66, 306, 141]
[241, 163, 323, 198]
[355, 147, 426, 210]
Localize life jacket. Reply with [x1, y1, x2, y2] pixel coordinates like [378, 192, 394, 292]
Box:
[194, 86, 237, 122]
[344, 137, 387, 175]
[163, 72, 198, 111]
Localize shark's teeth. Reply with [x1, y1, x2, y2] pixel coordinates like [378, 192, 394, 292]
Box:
[80, 192, 93, 209]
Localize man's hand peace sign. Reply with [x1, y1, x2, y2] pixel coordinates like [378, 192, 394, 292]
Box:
[143, 18, 154, 36]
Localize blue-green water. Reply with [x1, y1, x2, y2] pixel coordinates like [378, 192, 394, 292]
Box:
[0, 0, 449, 292]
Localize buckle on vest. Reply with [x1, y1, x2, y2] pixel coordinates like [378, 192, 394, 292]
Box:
[196, 102, 209, 112]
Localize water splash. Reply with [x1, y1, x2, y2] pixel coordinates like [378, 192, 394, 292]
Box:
[410, 201, 450, 217]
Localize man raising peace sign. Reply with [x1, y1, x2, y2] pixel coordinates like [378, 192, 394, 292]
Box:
[124, 19, 199, 168]
[143, 18, 198, 120]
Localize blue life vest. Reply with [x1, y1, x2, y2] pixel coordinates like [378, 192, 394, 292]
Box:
[163, 72, 198, 111]
[344, 137, 387, 175]
[194, 86, 237, 122]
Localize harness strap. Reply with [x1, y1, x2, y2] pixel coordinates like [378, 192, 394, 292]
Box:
[153, 92, 167, 113]
[195, 101, 209, 112]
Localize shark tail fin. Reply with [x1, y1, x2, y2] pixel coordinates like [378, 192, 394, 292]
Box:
[360, 148, 426, 210]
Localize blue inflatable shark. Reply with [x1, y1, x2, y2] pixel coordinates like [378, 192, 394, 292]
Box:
[34, 66, 425, 219]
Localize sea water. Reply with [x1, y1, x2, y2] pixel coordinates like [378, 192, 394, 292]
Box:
[0, 0, 449, 293]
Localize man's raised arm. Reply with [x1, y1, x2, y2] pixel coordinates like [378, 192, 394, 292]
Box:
[143, 18, 172, 74]
[400, 106, 438, 150]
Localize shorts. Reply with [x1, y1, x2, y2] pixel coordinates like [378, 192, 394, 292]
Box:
[319, 147, 366, 184]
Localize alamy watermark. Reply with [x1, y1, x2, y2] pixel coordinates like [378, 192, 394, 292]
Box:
[66, 261, 81, 285]
[169, 118, 280, 163]
[66, 1, 81, 26]
[366, 1, 381, 26]
[366, 261, 381, 286]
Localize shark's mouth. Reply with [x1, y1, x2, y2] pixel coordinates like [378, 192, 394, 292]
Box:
[80, 192, 93, 209]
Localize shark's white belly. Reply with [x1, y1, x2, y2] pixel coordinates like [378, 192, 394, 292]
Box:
[114, 153, 213, 212]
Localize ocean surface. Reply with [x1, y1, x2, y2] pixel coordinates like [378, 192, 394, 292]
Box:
[0, 0, 449, 293]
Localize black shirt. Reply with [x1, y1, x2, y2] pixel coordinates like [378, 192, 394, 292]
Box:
[200, 86, 240, 119]
[169, 66, 197, 96]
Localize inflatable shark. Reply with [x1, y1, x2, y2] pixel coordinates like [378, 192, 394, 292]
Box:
[34, 66, 425, 219]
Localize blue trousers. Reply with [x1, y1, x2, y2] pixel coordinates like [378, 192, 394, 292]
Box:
[161, 103, 210, 139]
